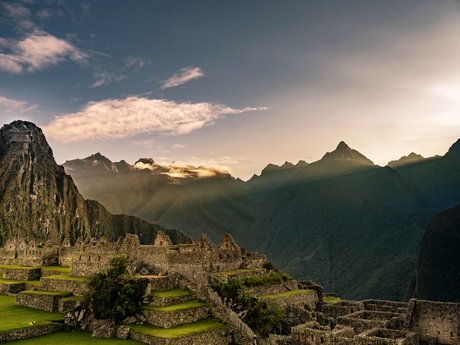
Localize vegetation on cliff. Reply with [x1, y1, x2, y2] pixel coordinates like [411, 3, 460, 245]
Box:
[84, 255, 148, 324]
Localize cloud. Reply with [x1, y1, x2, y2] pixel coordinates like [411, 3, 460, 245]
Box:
[172, 144, 186, 150]
[90, 71, 125, 88]
[80, 2, 91, 16]
[36, 8, 65, 20]
[44, 96, 268, 142]
[125, 56, 149, 69]
[0, 96, 37, 112]
[129, 138, 156, 148]
[0, 31, 88, 73]
[161, 66, 205, 89]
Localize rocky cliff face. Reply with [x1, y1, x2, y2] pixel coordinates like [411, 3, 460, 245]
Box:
[0, 120, 188, 246]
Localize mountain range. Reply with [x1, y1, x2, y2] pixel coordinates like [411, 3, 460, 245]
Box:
[62, 135, 460, 301]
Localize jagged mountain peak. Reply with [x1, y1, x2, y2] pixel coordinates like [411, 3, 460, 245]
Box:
[321, 141, 374, 166]
[387, 152, 425, 168]
[0, 120, 54, 163]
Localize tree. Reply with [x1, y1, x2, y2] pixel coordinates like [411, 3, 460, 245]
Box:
[84, 255, 148, 324]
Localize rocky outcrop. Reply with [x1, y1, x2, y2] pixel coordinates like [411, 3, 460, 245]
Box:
[0, 120, 188, 247]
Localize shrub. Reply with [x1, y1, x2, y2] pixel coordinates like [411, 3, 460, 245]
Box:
[212, 277, 284, 337]
[84, 255, 148, 324]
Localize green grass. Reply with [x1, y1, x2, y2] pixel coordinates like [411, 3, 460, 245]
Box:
[0, 294, 65, 332]
[0, 265, 38, 270]
[5, 329, 144, 344]
[60, 295, 84, 302]
[259, 289, 313, 299]
[324, 296, 340, 303]
[128, 318, 227, 339]
[211, 268, 254, 276]
[39, 266, 71, 273]
[149, 287, 195, 298]
[142, 299, 208, 312]
[20, 290, 72, 297]
[42, 274, 90, 282]
[0, 278, 40, 286]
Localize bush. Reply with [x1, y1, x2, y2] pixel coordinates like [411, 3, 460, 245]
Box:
[212, 277, 284, 337]
[84, 255, 148, 324]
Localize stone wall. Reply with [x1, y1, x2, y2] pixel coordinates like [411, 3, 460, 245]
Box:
[148, 293, 195, 307]
[322, 300, 365, 318]
[16, 291, 68, 312]
[39, 277, 88, 296]
[3, 268, 40, 281]
[359, 328, 419, 345]
[406, 299, 459, 345]
[261, 290, 318, 310]
[246, 281, 299, 297]
[291, 323, 355, 345]
[59, 298, 83, 313]
[0, 324, 62, 343]
[362, 300, 408, 313]
[143, 306, 211, 328]
[337, 311, 402, 334]
[130, 327, 232, 345]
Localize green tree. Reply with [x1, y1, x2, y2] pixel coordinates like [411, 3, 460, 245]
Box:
[84, 255, 148, 324]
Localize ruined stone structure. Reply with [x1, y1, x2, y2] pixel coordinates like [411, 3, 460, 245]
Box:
[0, 232, 266, 288]
[2, 232, 460, 345]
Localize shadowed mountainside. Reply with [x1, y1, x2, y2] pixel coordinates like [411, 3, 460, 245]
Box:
[406, 202, 460, 302]
[0, 121, 188, 246]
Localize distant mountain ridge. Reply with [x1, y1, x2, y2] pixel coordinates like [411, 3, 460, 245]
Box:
[0, 121, 188, 247]
[63, 134, 460, 301]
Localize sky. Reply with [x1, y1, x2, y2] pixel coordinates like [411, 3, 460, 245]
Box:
[1, 0, 460, 180]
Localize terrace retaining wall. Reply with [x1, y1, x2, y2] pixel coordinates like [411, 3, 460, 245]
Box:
[40, 277, 88, 296]
[16, 291, 66, 312]
[0, 324, 63, 343]
[143, 306, 211, 328]
[130, 327, 232, 345]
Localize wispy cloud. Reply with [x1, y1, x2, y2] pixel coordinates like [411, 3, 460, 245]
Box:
[90, 70, 125, 88]
[129, 138, 156, 148]
[161, 66, 205, 89]
[44, 96, 268, 142]
[0, 96, 37, 112]
[36, 8, 65, 21]
[80, 2, 91, 16]
[172, 144, 186, 150]
[125, 56, 149, 69]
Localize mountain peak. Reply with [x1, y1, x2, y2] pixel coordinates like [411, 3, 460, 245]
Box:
[321, 142, 374, 166]
[336, 141, 351, 151]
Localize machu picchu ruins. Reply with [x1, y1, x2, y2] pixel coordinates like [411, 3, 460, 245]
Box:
[1, 231, 459, 345]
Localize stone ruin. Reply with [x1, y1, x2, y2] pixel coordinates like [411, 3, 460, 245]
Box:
[2, 232, 460, 345]
[0, 232, 266, 287]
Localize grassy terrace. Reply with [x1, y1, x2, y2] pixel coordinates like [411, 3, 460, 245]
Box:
[128, 318, 227, 339]
[6, 329, 144, 344]
[60, 295, 84, 302]
[39, 266, 71, 273]
[0, 265, 39, 270]
[143, 299, 208, 312]
[20, 290, 71, 297]
[0, 278, 40, 286]
[259, 289, 313, 299]
[324, 296, 340, 303]
[0, 265, 71, 273]
[211, 267, 264, 276]
[0, 294, 65, 332]
[149, 287, 195, 298]
[42, 274, 90, 282]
